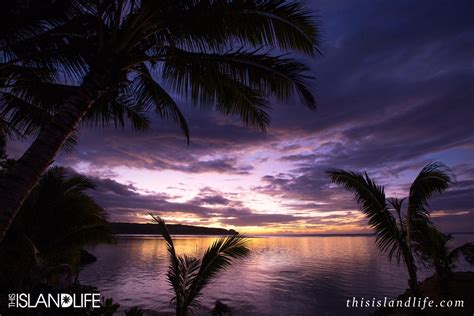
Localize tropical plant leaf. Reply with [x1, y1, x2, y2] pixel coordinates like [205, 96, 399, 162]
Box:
[186, 233, 249, 308]
[448, 242, 474, 265]
[151, 215, 249, 314]
[327, 169, 404, 262]
[407, 162, 454, 219]
[131, 64, 190, 142]
[159, 48, 315, 109]
[144, 0, 320, 55]
[150, 214, 181, 299]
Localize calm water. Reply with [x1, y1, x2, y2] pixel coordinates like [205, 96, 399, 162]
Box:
[79, 235, 473, 315]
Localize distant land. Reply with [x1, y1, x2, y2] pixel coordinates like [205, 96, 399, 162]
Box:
[109, 223, 473, 236]
[111, 222, 238, 235]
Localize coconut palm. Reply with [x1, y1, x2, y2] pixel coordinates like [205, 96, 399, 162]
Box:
[0, 0, 321, 243]
[151, 215, 249, 316]
[327, 162, 454, 296]
[413, 224, 474, 292]
[0, 166, 114, 291]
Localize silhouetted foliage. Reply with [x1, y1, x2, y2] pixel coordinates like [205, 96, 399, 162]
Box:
[0, 0, 321, 243]
[212, 300, 232, 316]
[124, 306, 144, 316]
[151, 215, 249, 316]
[327, 162, 454, 296]
[413, 224, 474, 293]
[0, 166, 115, 291]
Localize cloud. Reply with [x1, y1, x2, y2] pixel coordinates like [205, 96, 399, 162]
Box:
[7, 0, 474, 233]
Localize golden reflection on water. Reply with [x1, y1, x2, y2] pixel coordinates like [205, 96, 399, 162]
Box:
[81, 235, 474, 315]
[131, 236, 375, 269]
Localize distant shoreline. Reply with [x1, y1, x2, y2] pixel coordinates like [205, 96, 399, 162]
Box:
[113, 233, 474, 238]
[111, 223, 473, 237]
[110, 222, 237, 235]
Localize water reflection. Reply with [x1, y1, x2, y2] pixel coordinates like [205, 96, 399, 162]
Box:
[80, 235, 473, 315]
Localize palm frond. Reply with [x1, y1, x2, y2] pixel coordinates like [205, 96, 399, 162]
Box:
[147, 0, 320, 55]
[150, 215, 181, 297]
[131, 64, 190, 142]
[186, 234, 249, 308]
[408, 162, 454, 219]
[448, 242, 474, 265]
[0, 81, 76, 135]
[11, 166, 115, 267]
[84, 96, 151, 131]
[63, 172, 96, 192]
[388, 197, 406, 234]
[156, 47, 315, 131]
[150, 215, 249, 314]
[160, 48, 316, 109]
[327, 169, 403, 262]
[410, 220, 448, 267]
[174, 255, 201, 310]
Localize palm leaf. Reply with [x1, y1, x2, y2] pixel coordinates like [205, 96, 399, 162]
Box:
[186, 234, 249, 308]
[448, 242, 474, 265]
[150, 215, 182, 299]
[388, 197, 406, 234]
[410, 221, 448, 267]
[146, 0, 320, 55]
[327, 169, 404, 262]
[131, 64, 190, 142]
[407, 162, 454, 219]
[174, 255, 201, 311]
[84, 96, 151, 131]
[159, 48, 315, 109]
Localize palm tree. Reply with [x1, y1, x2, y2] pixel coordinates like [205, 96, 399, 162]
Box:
[327, 162, 454, 296]
[151, 215, 249, 316]
[413, 224, 474, 292]
[0, 166, 114, 291]
[0, 0, 321, 243]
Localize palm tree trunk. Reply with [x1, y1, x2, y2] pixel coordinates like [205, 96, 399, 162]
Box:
[434, 264, 449, 294]
[405, 208, 420, 297]
[177, 306, 187, 316]
[0, 67, 113, 244]
[404, 252, 420, 296]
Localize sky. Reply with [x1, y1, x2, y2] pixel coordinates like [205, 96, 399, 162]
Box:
[8, 0, 474, 234]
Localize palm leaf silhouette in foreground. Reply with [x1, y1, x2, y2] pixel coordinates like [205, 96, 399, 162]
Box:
[327, 162, 454, 297]
[0, 0, 321, 243]
[0, 166, 114, 291]
[413, 224, 474, 293]
[151, 215, 249, 316]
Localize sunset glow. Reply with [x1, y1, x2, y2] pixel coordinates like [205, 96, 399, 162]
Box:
[7, 0, 474, 235]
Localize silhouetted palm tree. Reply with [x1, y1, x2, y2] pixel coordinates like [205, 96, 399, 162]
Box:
[0, 166, 114, 290]
[0, 0, 321, 243]
[1, 1, 87, 142]
[327, 162, 454, 296]
[413, 224, 474, 292]
[151, 215, 249, 316]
